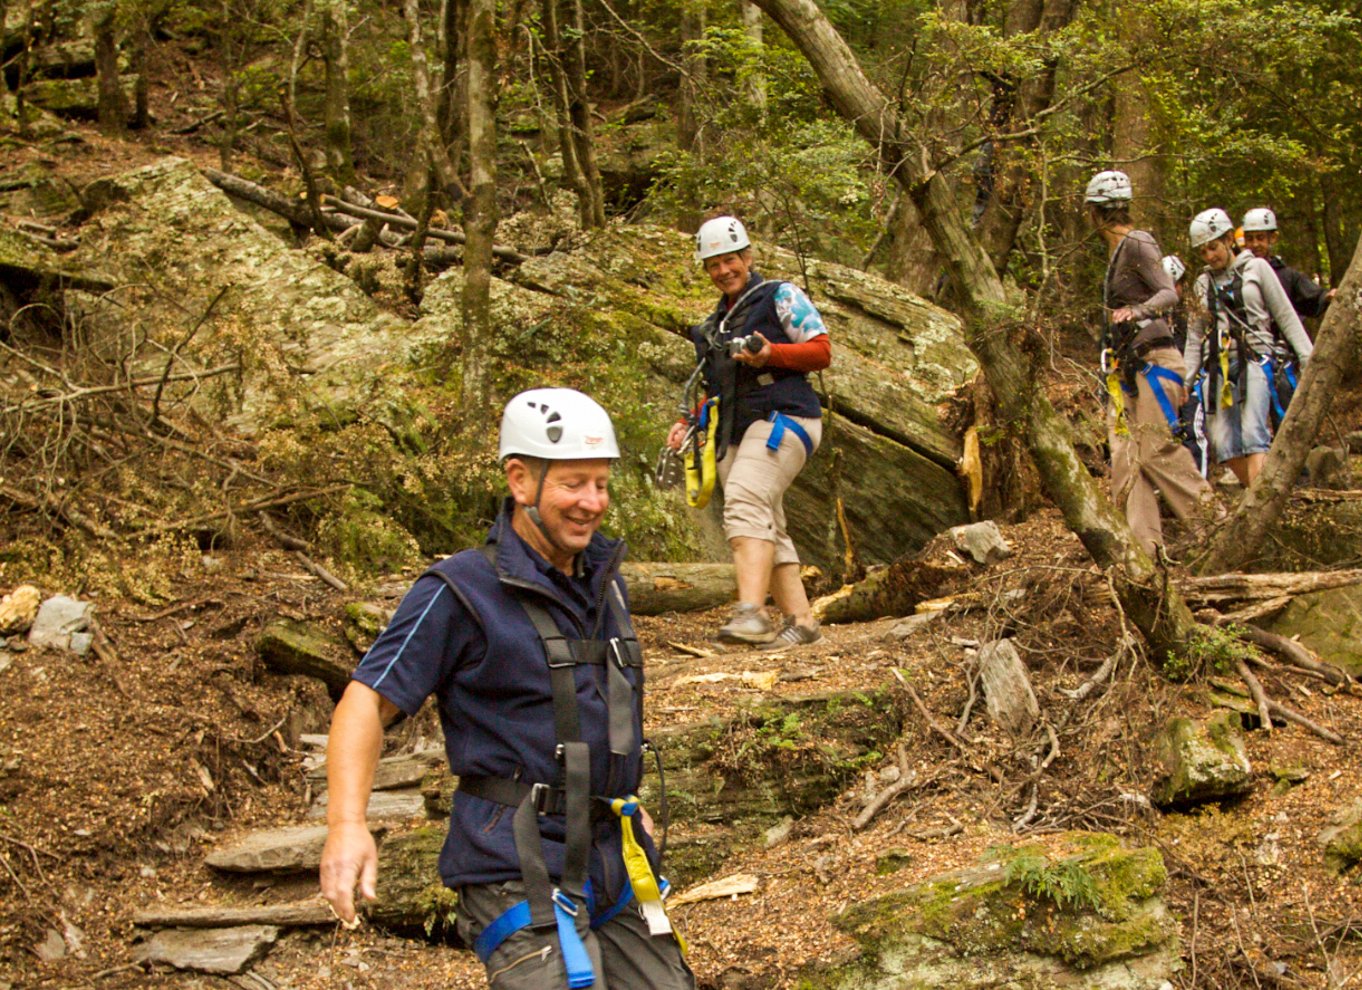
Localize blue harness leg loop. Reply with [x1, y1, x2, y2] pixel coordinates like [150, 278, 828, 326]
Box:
[551, 890, 595, 989]
[473, 899, 532, 963]
[766, 411, 814, 457]
[1139, 363, 1186, 434]
[1258, 354, 1286, 421]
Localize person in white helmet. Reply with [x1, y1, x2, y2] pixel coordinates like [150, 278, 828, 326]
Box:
[1241, 207, 1335, 320]
[666, 215, 831, 646]
[322, 388, 694, 990]
[1185, 209, 1314, 487]
[1085, 171, 1214, 556]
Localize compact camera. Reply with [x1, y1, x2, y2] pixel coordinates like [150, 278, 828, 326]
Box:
[727, 334, 764, 357]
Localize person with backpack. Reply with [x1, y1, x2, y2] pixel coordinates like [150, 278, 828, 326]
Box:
[1184, 209, 1314, 487]
[320, 388, 693, 990]
[1241, 208, 1335, 320]
[665, 216, 831, 647]
[1241, 208, 1333, 426]
[1085, 171, 1214, 557]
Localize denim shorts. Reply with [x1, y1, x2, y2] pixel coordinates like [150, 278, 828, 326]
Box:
[1206, 357, 1272, 462]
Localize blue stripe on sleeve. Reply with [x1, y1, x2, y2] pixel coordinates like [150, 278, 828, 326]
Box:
[369, 583, 447, 691]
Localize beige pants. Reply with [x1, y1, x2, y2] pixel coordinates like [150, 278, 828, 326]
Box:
[717, 414, 822, 566]
[1108, 347, 1213, 555]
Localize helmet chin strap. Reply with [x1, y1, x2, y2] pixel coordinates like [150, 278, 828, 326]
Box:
[524, 458, 571, 558]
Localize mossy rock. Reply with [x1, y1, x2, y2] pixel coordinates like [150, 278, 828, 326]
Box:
[1149, 711, 1252, 809]
[256, 618, 354, 696]
[1318, 799, 1362, 874]
[641, 689, 901, 826]
[369, 826, 458, 938]
[1268, 583, 1362, 676]
[343, 601, 393, 654]
[799, 833, 1179, 989]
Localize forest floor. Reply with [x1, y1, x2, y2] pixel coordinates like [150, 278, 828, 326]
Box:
[6, 88, 1362, 990]
[7, 495, 1362, 990]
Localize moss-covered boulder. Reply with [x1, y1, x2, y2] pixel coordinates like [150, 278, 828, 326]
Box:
[640, 689, 901, 826]
[256, 618, 354, 696]
[1149, 711, 1253, 809]
[798, 833, 1180, 989]
[1268, 583, 1362, 676]
[369, 826, 458, 938]
[1318, 799, 1362, 874]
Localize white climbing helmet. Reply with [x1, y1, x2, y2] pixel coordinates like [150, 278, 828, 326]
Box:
[1084, 170, 1133, 204]
[694, 215, 751, 262]
[1161, 254, 1186, 283]
[1242, 207, 1278, 232]
[1189, 208, 1235, 248]
[498, 388, 620, 462]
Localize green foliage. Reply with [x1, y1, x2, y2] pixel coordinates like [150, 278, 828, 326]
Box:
[1165, 624, 1259, 681]
[995, 847, 1103, 914]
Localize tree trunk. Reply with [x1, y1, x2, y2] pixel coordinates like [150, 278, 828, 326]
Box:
[1196, 235, 1362, 574]
[976, 0, 1077, 271]
[620, 562, 736, 615]
[867, 193, 941, 299]
[461, 0, 498, 408]
[739, 0, 766, 111]
[404, 0, 460, 195]
[438, 0, 468, 166]
[1111, 7, 1168, 233]
[319, 0, 355, 188]
[748, 0, 1201, 660]
[563, 0, 606, 226]
[93, 3, 128, 133]
[677, 0, 706, 157]
[540, 0, 584, 217]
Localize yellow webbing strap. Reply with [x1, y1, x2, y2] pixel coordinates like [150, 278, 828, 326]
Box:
[609, 796, 687, 954]
[1106, 369, 1129, 437]
[684, 396, 719, 509]
[1218, 336, 1234, 409]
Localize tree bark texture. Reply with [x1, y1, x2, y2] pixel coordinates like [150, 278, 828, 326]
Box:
[563, 0, 606, 226]
[93, 4, 128, 132]
[750, 0, 1200, 660]
[461, 0, 498, 408]
[1111, 8, 1168, 233]
[540, 0, 584, 217]
[619, 562, 736, 615]
[319, 0, 355, 187]
[1197, 236, 1362, 574]
[438, 0, 468, 163]
[404, 0, 459, 194]
[740, 0, 767, 111]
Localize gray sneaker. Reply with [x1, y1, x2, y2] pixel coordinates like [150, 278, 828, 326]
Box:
[718, 603, 776, 644]
[775, 617, 822, 646]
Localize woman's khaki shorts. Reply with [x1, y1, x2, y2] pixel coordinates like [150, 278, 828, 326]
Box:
[716, 414, 822, 566]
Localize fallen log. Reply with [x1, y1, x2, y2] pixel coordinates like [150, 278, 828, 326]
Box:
[133, 901, 334, 929]
[620, 562, 735, 615]
[812, 559, 967, 625]
[1180, 569, 1362, 604]
[321, 196, 529, 263]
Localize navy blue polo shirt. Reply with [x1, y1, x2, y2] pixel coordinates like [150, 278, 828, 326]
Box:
[350, 501, 650, 898]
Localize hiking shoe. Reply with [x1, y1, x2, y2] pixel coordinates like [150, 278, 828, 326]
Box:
[775, 617, 823, 647]
[718, 603, 776, 644]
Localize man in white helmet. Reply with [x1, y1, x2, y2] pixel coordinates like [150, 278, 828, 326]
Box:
[666, 215, 831, 646]
[321, 388, 693, 990]
[1241, 207, 1335, 321]
[1085, 171, 1214, 556]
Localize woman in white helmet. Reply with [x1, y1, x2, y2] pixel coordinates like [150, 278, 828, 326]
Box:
[1085, 170, 1214, 556]
[1184, 208, 1314, 487]
[666, 215, 831, 646]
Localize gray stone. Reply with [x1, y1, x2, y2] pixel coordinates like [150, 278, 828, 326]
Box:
[1268, 584, 1362, 676]
[1346, 430, 1362, 455]
[0, 654, 11, 675]
[803, 833, 1179, 989]
[1305, 446, 1352, 490]
[978, 639, 1039, 735]
[27, 595, 93, 651]
[886, 611, 944, 640]
[136, 925, 280, 974]
[949, 521, 1012, 565]
[1150, 711, 1253, 808]
[207, 824, 339, 874]
[67, 631, 93, 656]
[33, 928, 66, 962]
[307, 746, 444, 794]
[1318, 799, 1362, 873]
[307, 788, 428, 821]
[763, 817, 795, 848]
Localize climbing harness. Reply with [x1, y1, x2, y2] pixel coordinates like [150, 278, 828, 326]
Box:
[430, 546, 680, 987]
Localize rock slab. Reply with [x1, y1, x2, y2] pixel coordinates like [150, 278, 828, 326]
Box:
[136, 925, 280, 974]
[1269, 584, 1362, 675]
[207, 825, 336, 874]
[1150, 711, 1253, 808]
[978, 639, 1039, 735]
[950, 521, 1012, 565]
[1318, 798, 1362, 873]
[27, 595, 93, 650]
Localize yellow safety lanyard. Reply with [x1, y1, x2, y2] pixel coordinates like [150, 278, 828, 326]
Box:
[610, 796, 688, 954]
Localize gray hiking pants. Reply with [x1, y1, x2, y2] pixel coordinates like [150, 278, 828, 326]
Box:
[456, 881, 695, 990]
